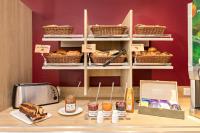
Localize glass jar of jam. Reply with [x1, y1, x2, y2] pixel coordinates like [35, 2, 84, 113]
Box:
[102, 102, 112, 117]
[116, 101, 126, 117]
[88, 102, 98, 117]
[65, 95, 76, 113]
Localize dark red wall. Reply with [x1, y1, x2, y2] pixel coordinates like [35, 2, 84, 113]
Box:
[22, 0, 192, 86]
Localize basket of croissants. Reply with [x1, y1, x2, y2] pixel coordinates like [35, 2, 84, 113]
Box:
[43, 25, 73, 35]
[90, 50, 127, 63]
[134, 47, 173, 63]
[135, 24, 166, 35]
[44, 49, 83, 63]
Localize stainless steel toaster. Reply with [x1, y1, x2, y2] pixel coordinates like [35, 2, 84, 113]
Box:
[12, 83, 59, 108]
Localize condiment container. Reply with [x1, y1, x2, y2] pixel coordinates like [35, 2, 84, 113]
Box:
[88, 102, 99, 117]
[149, 99, 160, 108]
[65, 95, 76, 113]
[112, 110, 119, 123]
[116, 101, 126, 117]
[102, 102, 112, 117]
[97, 111, 104, 123]
[125, 88, 134, 112]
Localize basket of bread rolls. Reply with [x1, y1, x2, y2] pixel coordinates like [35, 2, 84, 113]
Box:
[43, 25, 73, 35]
[90, 24, 128, 36]
[44, 49, 83, 63]
[134, 47, 173, 63]
[135, 24, 166, 35]
[90, 50, 126, 63]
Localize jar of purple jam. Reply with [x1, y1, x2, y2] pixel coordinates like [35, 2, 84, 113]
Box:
[116, 101, 126, 111]
[116, 101, 126, 117]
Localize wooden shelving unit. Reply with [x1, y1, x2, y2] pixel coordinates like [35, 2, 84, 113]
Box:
[41, 9, 174, 96]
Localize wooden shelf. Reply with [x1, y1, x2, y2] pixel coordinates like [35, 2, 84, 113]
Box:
[132, 65, 173, 69]
[132, 34, 173, 41]
[42, 34, 84, 42]
[42, 65, 84, 70]
[132, 37, 173, 41]
[87, 66, 130, 70]
[87, 34, 130, 41]
[87, 37, 130, 41]
[42, 37, 84, 42]
[42, 37, 173, 42]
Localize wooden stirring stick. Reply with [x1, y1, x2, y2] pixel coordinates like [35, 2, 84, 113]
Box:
[96, 82, 101, 103]
[110, 82, 115, 102]
[123, 82, 128, 102]
[77, 81, 81, 88]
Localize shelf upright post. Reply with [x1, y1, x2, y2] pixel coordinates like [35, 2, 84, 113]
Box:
[84, 9, 88, 96]
[121, 10, 133, 90]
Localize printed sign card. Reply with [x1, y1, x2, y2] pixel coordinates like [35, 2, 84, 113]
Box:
[131, 44, 144, 52]
[35, 44, 50, 53]
[82, 44, 96, 53]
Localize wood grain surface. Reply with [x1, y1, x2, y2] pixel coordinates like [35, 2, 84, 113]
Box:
[0, 0, 32, 111]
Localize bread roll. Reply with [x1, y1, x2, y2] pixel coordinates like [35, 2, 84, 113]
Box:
[56, 49, 67, 55]
[66, 51, 80, 56]
[148, 47, 157, 52]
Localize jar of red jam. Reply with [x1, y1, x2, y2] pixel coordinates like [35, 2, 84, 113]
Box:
[65, 95, 76, 113]
[88, 102, 98, 117]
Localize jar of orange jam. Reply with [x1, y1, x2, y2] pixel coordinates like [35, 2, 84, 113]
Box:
[102, 102, 112, 117]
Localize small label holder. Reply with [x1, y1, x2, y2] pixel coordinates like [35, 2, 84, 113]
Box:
[35, 44, 50, 54]
[131, 44, 144, 52]
[82, 44, 96, 53]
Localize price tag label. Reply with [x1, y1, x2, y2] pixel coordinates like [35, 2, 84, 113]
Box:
[82, 44, 96, 53]
[35, 44, 50, 53]
[131, 44, 144, 52]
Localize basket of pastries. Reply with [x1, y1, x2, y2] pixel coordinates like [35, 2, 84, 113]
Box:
[135, 24, 166, 35]
[43, 25, 73, 35]
[90, 24, 128, 36]
[19, 103, 47, 121]
[44, 49, 83, 63]
[90, 50, 127, 63]
[134, 47, 173, 63]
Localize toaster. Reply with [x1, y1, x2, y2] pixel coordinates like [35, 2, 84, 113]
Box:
[12, 83, 59, 108]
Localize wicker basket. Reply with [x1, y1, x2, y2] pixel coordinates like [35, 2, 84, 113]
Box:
[44, 54, 83, 63]
[135, 55, 172, 63]
[90, 54, 126, 63]
[43, 25, 73, 35]
[135, 24, 166, 35]
[90, 25, 128, 36]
